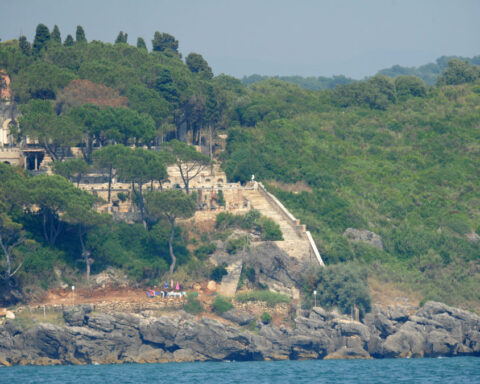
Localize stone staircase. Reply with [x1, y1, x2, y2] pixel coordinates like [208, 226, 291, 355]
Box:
[243, 189, 312, 261]
[217, 260, 243, 297]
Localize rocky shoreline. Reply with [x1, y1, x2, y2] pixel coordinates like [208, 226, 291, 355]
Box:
[0, 301, 479, 366]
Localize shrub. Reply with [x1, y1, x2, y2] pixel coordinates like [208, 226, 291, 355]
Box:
[261, 312, 272, 324]
[194, 243, 216, 260]
[184, 293, 203, 315]
[210, 264, 228, 282]
[235, 290, 291, 307]
[226, 236, 248, 254]
[307, 263, 371, 319]
[117, 192, 128, 202]
[216, 210, 282, 240]
[258, 217, 283, 240]
[212, 295, 234, 315]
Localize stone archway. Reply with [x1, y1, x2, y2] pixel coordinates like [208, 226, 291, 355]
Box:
[1, 118, 12, 146]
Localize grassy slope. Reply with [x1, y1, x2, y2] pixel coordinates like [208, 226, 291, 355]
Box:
[224, 82, 480, 310]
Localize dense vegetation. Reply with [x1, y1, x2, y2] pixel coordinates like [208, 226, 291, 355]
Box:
[1, 24, 479, 311]
[225, 61, 480, 310]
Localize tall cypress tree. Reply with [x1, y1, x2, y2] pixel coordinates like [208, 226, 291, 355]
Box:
[51, 25, 61, 44]
[115, 31, 128, 44]
[137, 37, 147, 50]
[19, 35, 31, 55]
[64, 34, 75, 47]
[76, 25, 87, 43]
[32, 23, 50, 54]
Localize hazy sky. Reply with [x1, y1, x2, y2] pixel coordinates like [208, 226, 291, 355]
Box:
[1, 0, 479, 79]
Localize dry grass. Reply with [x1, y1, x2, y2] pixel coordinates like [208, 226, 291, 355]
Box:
[266, 180, 312, 193]
[368, 277, 420, 310]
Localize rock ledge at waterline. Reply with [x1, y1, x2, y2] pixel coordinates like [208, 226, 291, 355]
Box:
[0, 301, 479, 366]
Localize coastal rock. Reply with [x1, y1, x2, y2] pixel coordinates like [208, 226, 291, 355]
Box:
[343, 228, 384, 250]
[0, 301, 479, 366]
[324, 346, 371, 360]
[63, 305, 92, 326]
[222, 308, 256, 325]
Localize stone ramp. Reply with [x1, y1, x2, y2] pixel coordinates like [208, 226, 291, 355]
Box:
[217, 260, 243, 297]
[243, 189, 313, 262]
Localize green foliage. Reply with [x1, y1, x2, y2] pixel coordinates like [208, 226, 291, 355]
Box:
[210, 264, 228, 282]
[194, 243, 216, 260]
[145, 190, 196, 274]
[212, 295, 234, 315]
[307, 263, 371, 318]
[377, 55, 480, 85]
[13, 62, 76, 101]
[32, 24, 50, 54]
[186, 53, 213, 79]
[394, 75, 427, 98]
[216, 210, 282, 241]
[52, 158, 89, 185]
[437, 59, 479, 85]
[241, 74, 355, 91]
[152, 32, 178, 53]
[215, 190, 226, 207]
[51, 25, 61, 45]
[261, 312, 272, 324]
[258, 216, 283, 241]
[64, 35, 74, 47]
[235, 290, 291, 307]
[136, 37, 147, 50]
[18, 36, 31, 55]
[226, 236, 248, 254]
[75, 26, 87, 43]
[115, 31, 128, 44]
[184, 293, 203, 315]
[333, 75, 396, 110]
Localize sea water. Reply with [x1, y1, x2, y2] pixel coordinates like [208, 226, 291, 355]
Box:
[2, 357, 479, 383]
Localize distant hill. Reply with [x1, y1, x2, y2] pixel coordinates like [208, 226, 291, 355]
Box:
[241, 55, 480, 89]
[241, 74, 355, 90]
[377, 55, 480, 85]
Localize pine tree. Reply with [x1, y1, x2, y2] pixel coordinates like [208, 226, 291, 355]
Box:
[152, 32, 178, 53]
[33, 23, 50, 54]
[76, 25, 87, 43]
[64, 34, 75, 47]
[51, 25, 61, 44]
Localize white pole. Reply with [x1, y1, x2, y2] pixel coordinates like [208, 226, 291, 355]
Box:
[313, 290, 317, 308]
[72, 286, 75, 307]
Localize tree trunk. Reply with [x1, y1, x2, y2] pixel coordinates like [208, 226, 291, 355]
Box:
[42, 213, 49, 243]
[86, 259, 90, 286]
[79, 226, 90, 286]
[0, 233, 11, 277]
[168, 217, 176, 275]
[107, 165, 112, 203]
[209, 122, 213, 160]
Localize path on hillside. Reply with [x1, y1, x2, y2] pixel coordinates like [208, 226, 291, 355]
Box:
[243, 189, 312, 261]
[217, 187, 322, 297]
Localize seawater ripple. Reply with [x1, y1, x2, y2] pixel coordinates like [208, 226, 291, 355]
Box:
[2, 357, 480, 384]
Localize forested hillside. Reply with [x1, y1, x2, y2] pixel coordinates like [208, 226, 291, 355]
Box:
[1, 24, 479, 310]
[226, 62, 480, 309]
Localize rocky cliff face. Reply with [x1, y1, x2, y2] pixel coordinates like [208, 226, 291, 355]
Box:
[0, 301, 478, 366]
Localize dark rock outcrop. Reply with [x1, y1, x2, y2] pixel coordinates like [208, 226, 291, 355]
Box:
[0, 301, 479, 366]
